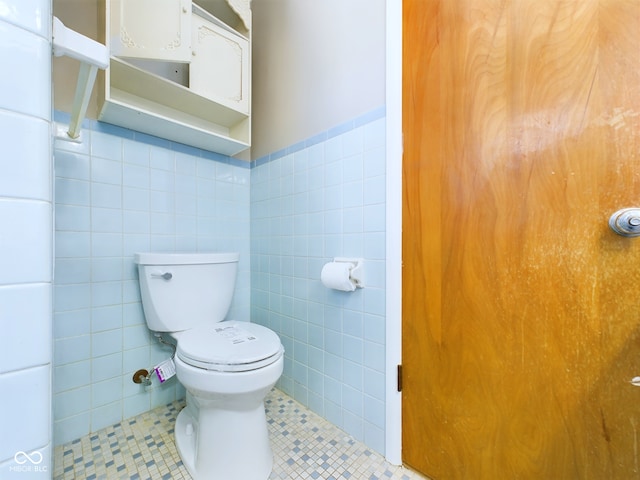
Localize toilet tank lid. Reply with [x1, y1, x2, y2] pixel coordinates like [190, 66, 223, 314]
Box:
[134, 252, 239, 265]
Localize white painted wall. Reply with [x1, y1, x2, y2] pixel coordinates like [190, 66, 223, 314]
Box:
[52, 0, 99, 119]
[250, 0, 386, 160]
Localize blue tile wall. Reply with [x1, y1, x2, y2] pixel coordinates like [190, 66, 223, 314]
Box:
[53, 113, 251, 445]
[53, 107, 388, 456]
[250, 106, 387, 454]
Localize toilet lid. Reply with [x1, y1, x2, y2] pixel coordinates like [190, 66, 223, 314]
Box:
[176, 321, 284, 372]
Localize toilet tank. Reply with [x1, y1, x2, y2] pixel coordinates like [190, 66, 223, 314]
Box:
[134, 252, 239, 333]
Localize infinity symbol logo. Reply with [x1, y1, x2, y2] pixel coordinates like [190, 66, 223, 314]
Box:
[14, 451, 43, 465]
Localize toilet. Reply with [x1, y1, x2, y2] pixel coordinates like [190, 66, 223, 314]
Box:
[134, 252, 284, 480]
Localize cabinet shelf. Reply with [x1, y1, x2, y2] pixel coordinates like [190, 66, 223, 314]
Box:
[99, 57, 249, 156]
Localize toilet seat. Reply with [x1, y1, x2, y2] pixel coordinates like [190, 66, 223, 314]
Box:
[176, 321, 284, 372]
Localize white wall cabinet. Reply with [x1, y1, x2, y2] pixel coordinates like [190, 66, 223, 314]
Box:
[99, 0, 251, 156]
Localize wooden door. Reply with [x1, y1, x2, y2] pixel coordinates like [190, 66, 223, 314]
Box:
[402, 1, 640, 479]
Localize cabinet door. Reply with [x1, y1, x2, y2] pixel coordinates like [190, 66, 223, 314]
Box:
[190, 14, 250, 114]
[110, 0, 192, 63]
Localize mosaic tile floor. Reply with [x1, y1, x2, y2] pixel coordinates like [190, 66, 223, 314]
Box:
[53, 389, 428, 480]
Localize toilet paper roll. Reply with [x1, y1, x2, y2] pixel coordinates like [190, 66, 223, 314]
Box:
[321, 262, 356, 292]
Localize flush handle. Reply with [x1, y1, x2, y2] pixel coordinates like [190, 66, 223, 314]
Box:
[151, 272, 173, 280]
[609, 208, 640, 237]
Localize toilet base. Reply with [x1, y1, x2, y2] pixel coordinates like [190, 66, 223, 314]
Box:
[175, 398, 273, 480]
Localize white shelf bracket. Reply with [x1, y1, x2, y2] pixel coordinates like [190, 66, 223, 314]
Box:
[52, 17, 109, 140]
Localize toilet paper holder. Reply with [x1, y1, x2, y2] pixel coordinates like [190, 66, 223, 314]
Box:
[333, 257, 364, 288]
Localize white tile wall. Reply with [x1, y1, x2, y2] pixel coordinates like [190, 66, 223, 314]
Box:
[0, 112, 51, 199]
[0, 22, 50, 120]
[250, 107, 387, 454]
[0, 285, 52, 374]
[0, 201, 52, 284]
[0, 0, 52, 477]
[52, 118, 251, 446]
[0, 0, 51, 35]
[0, 367, 51, 460]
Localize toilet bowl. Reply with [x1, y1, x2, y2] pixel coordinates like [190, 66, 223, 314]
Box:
[134, 252, 284, 480]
